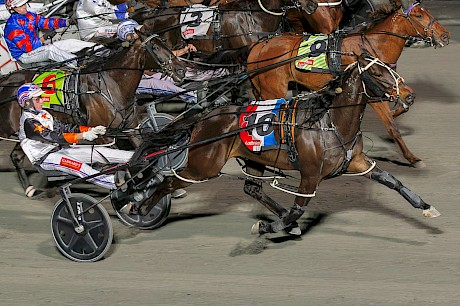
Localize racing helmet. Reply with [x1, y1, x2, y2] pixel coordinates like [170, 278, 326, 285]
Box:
[117, 19, 141, 41]
[17, 83, 44, 109]
[6, 0, 29, 10]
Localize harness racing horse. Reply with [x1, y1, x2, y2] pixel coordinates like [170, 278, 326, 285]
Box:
[132, 52, 440, 236]
[0, 34, 186, 197]
[247, 0, 450, 167]
[134, 0, 343, 55]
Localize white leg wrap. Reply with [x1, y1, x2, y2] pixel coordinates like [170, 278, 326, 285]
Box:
[25, 186, 36, 198]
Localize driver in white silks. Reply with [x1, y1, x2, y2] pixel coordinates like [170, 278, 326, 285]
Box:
[18, 83, 188, 199]
[76, 0, 130, 41]
[3, 0, 97, 68]
[117, 19, 229, 104]
[17, 83, 134, 197]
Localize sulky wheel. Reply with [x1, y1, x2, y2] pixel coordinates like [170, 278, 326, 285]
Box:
[51, 193, 113, 262]
[116, 194, 171, 230]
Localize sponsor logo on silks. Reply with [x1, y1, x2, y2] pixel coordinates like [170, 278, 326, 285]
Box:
[239, 99, 286, 152]
[32, 70, 69, 109]
[60, 157, 82, 171]
[183, 28, 195, 36]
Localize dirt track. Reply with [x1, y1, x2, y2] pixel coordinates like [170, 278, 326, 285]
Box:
[1, 2, 460, 305]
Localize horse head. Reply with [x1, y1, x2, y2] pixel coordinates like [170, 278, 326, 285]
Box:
[399, 1, 450, 47]
[355, 53, 415, 109]
[137, 32, 187, 82]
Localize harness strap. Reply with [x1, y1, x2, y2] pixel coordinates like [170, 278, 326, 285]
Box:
[283, 99, 300, 170]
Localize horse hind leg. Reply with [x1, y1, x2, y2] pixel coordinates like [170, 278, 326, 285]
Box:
[252, 175, 317, 236]
[10, 143, 36, 198]
[243, 163, 289, 218]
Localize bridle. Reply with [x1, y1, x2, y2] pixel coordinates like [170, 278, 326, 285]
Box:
[399, 1, 439, 46]
[355, 56, 412, 110]
[141, 34, 185, 82]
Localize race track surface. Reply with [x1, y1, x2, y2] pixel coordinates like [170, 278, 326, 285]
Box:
[0, 1, 459, 305]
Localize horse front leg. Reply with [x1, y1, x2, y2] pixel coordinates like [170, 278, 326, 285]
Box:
[347, 153, 440, 218]
[390, 104, 409, 118]
[252, 176, 317, 236]
[369, 102, 425, 168]
[368, 168, 440, 217]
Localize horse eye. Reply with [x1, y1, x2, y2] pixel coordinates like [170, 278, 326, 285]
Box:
[416, 14, 423, 18]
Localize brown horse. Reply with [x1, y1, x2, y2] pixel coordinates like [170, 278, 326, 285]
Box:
[135, 0, 342, 54]
[288, 0, 343, 33]
[131, 52, 440, 236]
[247, 0, 450, 167]
[0, 34, 186, 197]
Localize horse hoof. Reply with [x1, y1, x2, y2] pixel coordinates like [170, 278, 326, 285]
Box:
[25, 186, 36, 198]
[288, 226, 301, 236]
[423, 206, 441, 218]
[412, 161, 426, 168]
[251, 221, 262, 235]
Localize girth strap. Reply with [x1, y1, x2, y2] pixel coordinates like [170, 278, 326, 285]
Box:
[280, 99, 300, 170]
[327, 31, 344, 75]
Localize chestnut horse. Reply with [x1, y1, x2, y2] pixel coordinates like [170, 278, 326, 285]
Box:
[131, 53, 440, 236]
[247, 1, 450, 167]
[134, 0, 343, 54]
[0, 34, 186, 197]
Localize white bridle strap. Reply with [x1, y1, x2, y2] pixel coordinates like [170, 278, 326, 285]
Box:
[358, 56, 404, 99]
[317, 0, 342, 7]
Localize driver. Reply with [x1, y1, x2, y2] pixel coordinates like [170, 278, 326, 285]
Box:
[17, 83, 134, 192]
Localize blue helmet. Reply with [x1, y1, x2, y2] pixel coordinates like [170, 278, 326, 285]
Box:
[117, 19, 141, 42]
[17, 83, 44, 108]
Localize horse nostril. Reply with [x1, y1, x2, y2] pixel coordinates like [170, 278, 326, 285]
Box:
[441, 33, 450, 43]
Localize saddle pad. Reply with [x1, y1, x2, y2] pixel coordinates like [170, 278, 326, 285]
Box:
[180, 4, 216, 39]
[295, 34, 329, 72]
[32, 70, 69, 109]
[239, 99, 286, 152]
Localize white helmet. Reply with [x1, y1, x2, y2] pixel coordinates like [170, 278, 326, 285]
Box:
[117, 19, 141, 42]
[6, 0, 29, 10]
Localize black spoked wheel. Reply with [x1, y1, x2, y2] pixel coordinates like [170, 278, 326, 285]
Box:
[51, 193, 113, 262]
[116, 194, 171, 230]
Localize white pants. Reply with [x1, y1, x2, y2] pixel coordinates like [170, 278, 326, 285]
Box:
[184, 67, 229, 81]
[39, 146, 134, 189]
[82, 24, 118, 41]
[136, 73, 197, 103]
[18, 39, 96, 67]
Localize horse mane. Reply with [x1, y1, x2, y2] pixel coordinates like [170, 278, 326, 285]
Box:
[295, 81, 340, 127]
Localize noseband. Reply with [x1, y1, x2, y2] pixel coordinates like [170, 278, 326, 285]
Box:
[142, 34, 181, 81]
